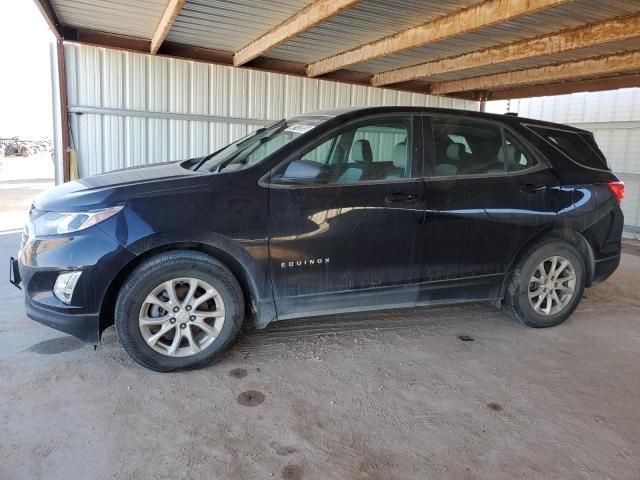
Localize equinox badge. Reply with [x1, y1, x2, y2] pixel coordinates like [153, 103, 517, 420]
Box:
[281, 258, 330, 268]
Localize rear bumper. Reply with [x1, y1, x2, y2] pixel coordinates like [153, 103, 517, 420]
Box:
[591, 254, 620, 286]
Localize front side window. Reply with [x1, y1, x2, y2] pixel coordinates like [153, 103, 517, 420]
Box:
[432, 117, 537, 176]
[272, 117, 413, 185]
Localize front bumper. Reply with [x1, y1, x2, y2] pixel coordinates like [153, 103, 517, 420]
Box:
[24, 293, 101, 343]
[12, 225, 136, 343]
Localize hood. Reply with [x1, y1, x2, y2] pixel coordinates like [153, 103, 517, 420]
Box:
[34, 160, 203, 211]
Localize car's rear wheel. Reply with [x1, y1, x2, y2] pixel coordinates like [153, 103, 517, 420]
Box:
[503, 239, 586, 328]
[115, 250, 243, 372]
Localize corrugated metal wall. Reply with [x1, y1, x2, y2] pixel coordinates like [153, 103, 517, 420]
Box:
[510, 89, 640, 235]
[64, 44, 477, 178]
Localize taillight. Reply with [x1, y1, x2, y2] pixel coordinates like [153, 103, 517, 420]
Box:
[608, 181, 625, 203]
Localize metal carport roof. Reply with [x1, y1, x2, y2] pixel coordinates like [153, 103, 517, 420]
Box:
[34, 0, 640, 100]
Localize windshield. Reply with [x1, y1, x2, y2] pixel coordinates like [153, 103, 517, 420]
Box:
[193, 116, 329, 173]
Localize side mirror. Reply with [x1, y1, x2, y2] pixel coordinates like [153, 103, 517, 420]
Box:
[278, 159, 323, 184]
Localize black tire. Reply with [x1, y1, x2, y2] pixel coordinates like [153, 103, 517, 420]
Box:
[503, 239, 586, 328]
[115, 250, 244, 372]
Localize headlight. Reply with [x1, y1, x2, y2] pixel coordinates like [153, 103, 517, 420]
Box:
[33, 206, 123, 236]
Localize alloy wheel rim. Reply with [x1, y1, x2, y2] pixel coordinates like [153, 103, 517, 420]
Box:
[138, 277, 225, 357]
[527, 256, 576, 316]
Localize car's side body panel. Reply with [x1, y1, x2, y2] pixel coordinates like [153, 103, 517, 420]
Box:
[268, 179, 426, 318]
[416, 168, 561, 303]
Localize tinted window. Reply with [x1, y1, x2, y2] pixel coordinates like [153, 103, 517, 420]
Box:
[274, 117, 413, 184]
[503, 131, 538, 172]
[431, 117, 538, 176]
[528, 126, 608, 170]
[432, 118, 504, 176]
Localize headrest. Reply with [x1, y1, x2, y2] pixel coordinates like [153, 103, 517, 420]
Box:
[446, 143, 465, 162]
[351, 139, 373, 163]
[392, 141, 407, 168]
[497, 144, 517, 164]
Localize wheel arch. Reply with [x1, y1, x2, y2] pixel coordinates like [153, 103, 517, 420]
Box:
[99, 233, 273, 337]
[500, 227, 595, 300]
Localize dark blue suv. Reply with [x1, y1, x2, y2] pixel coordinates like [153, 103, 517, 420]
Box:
[10, 107, 624, 371]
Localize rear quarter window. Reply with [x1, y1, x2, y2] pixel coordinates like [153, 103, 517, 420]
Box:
[527, 125, 609, 171]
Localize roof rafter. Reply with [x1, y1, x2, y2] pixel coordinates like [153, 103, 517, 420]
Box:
[430, 51, 640, 94]
[306, 0, 569, 77]
[488, 73, 640, 100]
[373, 14, 640, 87]
[150, 0, 186, 54]
[234, 0, 362, 67]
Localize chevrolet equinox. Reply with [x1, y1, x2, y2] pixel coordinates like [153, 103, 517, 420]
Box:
[10, 107, 625, 371]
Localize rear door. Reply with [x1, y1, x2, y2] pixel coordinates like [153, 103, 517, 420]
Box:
[267, 115, 426, 319]
[418, 115, 559, 303]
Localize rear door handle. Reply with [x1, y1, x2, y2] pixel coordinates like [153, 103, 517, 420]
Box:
[385, 192, 420, 203]
[521, 183, 546, 193]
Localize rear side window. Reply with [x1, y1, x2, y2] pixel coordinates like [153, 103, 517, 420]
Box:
[431, 117, 537, 176]
[527, 126, 608, 170]
[504, 131, 537, 172]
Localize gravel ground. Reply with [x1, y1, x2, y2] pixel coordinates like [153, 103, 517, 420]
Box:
[1, 169, 639, 479]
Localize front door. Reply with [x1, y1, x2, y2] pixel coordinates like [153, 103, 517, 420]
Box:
[267, 115, 425, 319]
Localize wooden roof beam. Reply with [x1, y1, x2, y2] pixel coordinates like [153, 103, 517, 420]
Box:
[150, 0, 186, 54]
[234, 0, 362, 67]
[488, 73, 640, 100]
[430, 51, 640, 95]
[306, 0, 569, 77]
[373, 14, 640, 87]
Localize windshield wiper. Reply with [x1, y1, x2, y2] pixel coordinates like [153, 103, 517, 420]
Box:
[193, 119, 286, 172]
[192, 146, 225, 171]
[213, 147, 250, 173]
[213, 120, 287, 173]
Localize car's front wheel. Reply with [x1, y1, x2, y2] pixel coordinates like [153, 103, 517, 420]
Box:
[115, 250, 243, 372]
[503, 239, 586, 328]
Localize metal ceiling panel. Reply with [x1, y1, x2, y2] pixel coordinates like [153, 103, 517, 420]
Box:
[52, 0, 168, 38]
[165, 0, 314, 52]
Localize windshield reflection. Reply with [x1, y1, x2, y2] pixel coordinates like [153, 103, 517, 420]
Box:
[193, 117, 328, 173]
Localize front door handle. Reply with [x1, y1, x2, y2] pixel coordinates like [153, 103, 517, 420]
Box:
[521, 183, 546, 193]
[385, 192, 420, 203]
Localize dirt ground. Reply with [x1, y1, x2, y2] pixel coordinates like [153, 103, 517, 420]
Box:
[1, 163, 639, 479]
